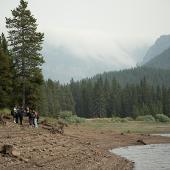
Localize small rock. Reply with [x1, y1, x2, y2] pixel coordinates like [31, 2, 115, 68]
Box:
[12, 150, 20, 157]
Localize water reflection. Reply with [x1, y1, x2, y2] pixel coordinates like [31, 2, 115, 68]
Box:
[111, 143, 170, 170]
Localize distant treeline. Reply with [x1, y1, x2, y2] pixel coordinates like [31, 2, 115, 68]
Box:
[39, 76, 170, 119]
[93, 66, 170, 88]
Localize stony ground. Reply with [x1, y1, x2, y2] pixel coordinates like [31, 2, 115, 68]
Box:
[0, 119, 170, 170]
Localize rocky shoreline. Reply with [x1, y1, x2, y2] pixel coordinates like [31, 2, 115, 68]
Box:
[0, 121, 170, 169]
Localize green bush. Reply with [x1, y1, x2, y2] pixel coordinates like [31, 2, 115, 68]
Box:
[155, 114, 170, 122]
[136, 115, 155, 122]
[66, 115, 85, 124]
[111, 117, 129, 123]
[59, 111, 73, 119]
[59, 111, 85, 124]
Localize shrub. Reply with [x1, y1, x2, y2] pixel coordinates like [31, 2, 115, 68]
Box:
[111, 117, 129, 123]
[59, 111, 73, 120]
[155, 114, 170, 122]
[59, 111, 85, 124]
[136, 115, 155, 122]
[66, 115, 85, 124]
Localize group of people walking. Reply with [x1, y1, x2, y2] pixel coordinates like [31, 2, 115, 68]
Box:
[11, 106, 39, 128]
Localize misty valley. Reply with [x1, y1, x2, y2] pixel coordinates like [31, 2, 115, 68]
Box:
[1, 0, 170, 170]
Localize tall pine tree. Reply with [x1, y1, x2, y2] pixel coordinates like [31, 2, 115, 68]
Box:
[6, 0, 44, 107]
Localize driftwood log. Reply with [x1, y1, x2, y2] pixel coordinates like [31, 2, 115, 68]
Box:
[42, 120, 68, 135]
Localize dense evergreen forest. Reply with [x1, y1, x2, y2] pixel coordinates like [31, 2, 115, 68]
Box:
[1, 0, 170, 119]
[93, 67, 170, 88]
[37, 75, 170, 119]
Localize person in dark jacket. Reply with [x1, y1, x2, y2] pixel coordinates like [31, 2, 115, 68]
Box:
[27, 108, 34, 126]
[18, 106, 24, 125]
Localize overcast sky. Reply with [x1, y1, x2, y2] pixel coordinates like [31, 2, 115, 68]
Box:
[1, 0, 170, 82]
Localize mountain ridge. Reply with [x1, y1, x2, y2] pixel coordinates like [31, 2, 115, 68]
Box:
[144, 47, 170, 70]
[142, 34, 170, 64]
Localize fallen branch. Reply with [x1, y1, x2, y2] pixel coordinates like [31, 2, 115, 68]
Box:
[42, 120, 68, 135]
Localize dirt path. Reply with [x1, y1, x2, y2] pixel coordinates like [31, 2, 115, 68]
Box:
[0, 120, 170, 170]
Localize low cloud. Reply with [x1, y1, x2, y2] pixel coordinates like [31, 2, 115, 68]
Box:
[42, 29, 148, 83]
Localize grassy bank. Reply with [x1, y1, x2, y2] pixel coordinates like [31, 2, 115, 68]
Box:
[0, 108, 10, 115]
[81, 118, 170, 134]
[40, 116, 170, 134]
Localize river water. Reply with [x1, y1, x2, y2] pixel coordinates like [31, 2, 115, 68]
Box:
[111, 135, 170, 170]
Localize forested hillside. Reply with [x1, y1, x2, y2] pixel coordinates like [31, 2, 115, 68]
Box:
[37, 74, 170, 119]
[92, 67, 170, 87]
[67, 39, 170, 118]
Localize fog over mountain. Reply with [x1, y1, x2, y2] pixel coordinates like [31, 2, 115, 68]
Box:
[1, 0, 170, 83]
[42, 33, 148, 83]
